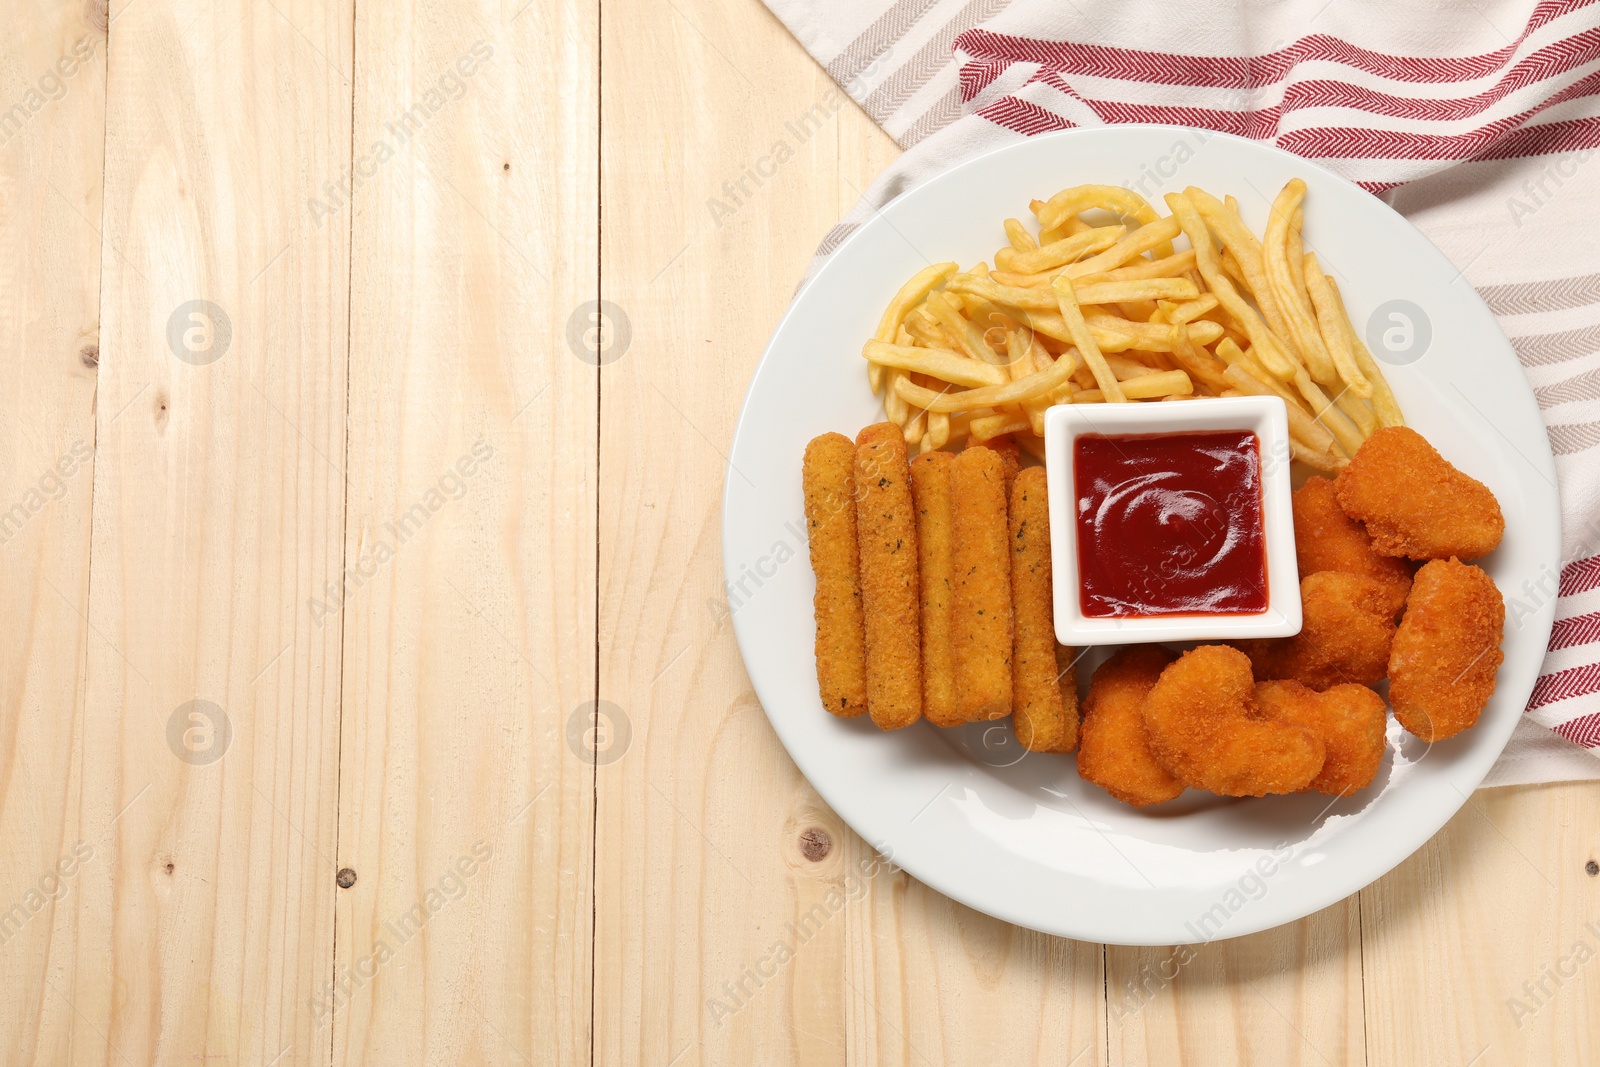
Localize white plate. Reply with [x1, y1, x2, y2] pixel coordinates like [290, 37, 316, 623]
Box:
[722, 126, 1560, 946]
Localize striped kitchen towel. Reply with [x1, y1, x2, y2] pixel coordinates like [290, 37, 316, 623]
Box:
[764, 0, 1600, 786]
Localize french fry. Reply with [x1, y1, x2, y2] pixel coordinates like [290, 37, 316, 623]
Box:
[970, 412, 1031, 441]
[1007, 225, 1126, 274]
[1165, 293, 1220, 324]
[1004, 218, 1037, 252]
[1327, 278, 1404, 428]
[863, 341, 1010, 387]
[1217, 346, 1338, 456]
[1186, 187, 1293, 341]
[1290, 439, 1344, 472]
[996, 248, 1197, 290]
[1262, 179, 1338, 384]
[1051, 275, 1125, 402]
[1064, 216, 1183, 278]
[893, 345, 1080, 412]
[873, 263, 957, 393]
[926, 292, 1006, 366]
[1334, 390, 1377, 438]
[1164, 191, 1296, 380]
[1036, 185, 1173, 256]
[950, 274, 1199, 311]
[1120, 369, 1193, 399]
[1302, 254, 1372, 398]
[860, 180, 1406, 460]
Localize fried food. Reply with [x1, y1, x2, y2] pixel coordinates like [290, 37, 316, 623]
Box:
[1079, 646, 1182, 807]
[803, 433, 869, 716]
[950, 446, 1013, 721]
[1334, 426, 1504, 560]
[1389, 558, 1505, 742]
[854, 423, 922, 729]
[1256, 680, 1387, 796]
[987, 435, 1022, 493]
[1141, 645, 1325, 797]
[863, 181, 1403, 458]
[910, 451, 960, 727]
[1291, 476, 1411, 615]
[1235, 571, 1396, 690]
[1009, 467, 1076, 751]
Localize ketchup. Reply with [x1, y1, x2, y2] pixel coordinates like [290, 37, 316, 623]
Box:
[1073, 430, 1267, 617]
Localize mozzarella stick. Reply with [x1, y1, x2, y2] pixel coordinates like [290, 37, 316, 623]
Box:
[987, 435, 1022, 494]
[855, 423, 922, 729]
[910, 452, 960, 726]
[950, 446, 1013, 721]
[803, 433, 869, 717]
[1008, 468, 1076, 751]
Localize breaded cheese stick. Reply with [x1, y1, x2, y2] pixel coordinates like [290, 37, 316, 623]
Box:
[1009, 467, 1075, 751]
[855, 423, 922, 729]
[911, 451, 960, 726]
[802, 433, 869, 717]
[950, 446, 1012, 721]
[988, 434, 1022, 494]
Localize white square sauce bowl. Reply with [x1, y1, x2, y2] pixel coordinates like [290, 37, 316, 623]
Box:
[1044, 395, 1302, 646]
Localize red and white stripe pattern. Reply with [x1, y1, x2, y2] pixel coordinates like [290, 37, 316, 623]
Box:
[954, 0, 1600, 191]
[767, 0, 1600, 776]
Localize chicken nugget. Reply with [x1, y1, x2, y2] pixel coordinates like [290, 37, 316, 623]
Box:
[1009, 467, 1076, 751]
[1235, 571, 1395, 690]
[911, 451, 960, 727]
[1256, 680, 1387, 796]
[1142, 645, 1324, 797]
[1079, 647, 1181, 807]
[1389, 558, 1505, 742]
[950, 446, 1012, 721]
[855, 423, 921, 729]
[803, 433, 869, 716]
[1334, 426, 1504, 560]
[1292, 476, 1411, 615]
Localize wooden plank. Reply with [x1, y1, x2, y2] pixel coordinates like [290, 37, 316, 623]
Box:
[0, 2, 105, 1063]
[597, 2, 1104, 1063]
[1106, 904, 1364, 1067]
[1362, 780, 1600, 1065]
[332, 0, 598, 1063]
[54, 0, 354, 1062]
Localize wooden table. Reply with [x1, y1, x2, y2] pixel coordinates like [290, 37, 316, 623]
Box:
[2, 0, 1596, 1063]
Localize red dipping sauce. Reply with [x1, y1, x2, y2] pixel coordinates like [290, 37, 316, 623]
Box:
[1073, 430, 1267, 618]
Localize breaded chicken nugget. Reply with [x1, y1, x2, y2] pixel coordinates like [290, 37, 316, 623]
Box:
[1009, 467, 1076, 751]
[1334, 427, 1504, 560]
[911, 451, 960, 727]
[1236, 571, 1396, 690]
[803, 433, 869, 716]
[1079, 647, 1182, 807]
[1256, 680, 1387, 796]
[855, 423, 922, 730]
[1389, 558, 1505, 742]
[1142, 645, 1325, 797]
[1292, 476, 1411, 615]
[950, 446, 1013, 721]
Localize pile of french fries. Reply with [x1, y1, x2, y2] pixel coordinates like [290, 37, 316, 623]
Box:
[863, 180, 1404, 472]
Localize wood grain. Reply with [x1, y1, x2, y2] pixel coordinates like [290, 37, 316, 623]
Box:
[61, 0, 354, 1061]
[333, 1, 598, 1064]
[596, 2, 1103, 1063]
[0, 2, 104, 1063]
[1363, 781, 1600, 1065]
[1107, 903, 1364, 1067]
